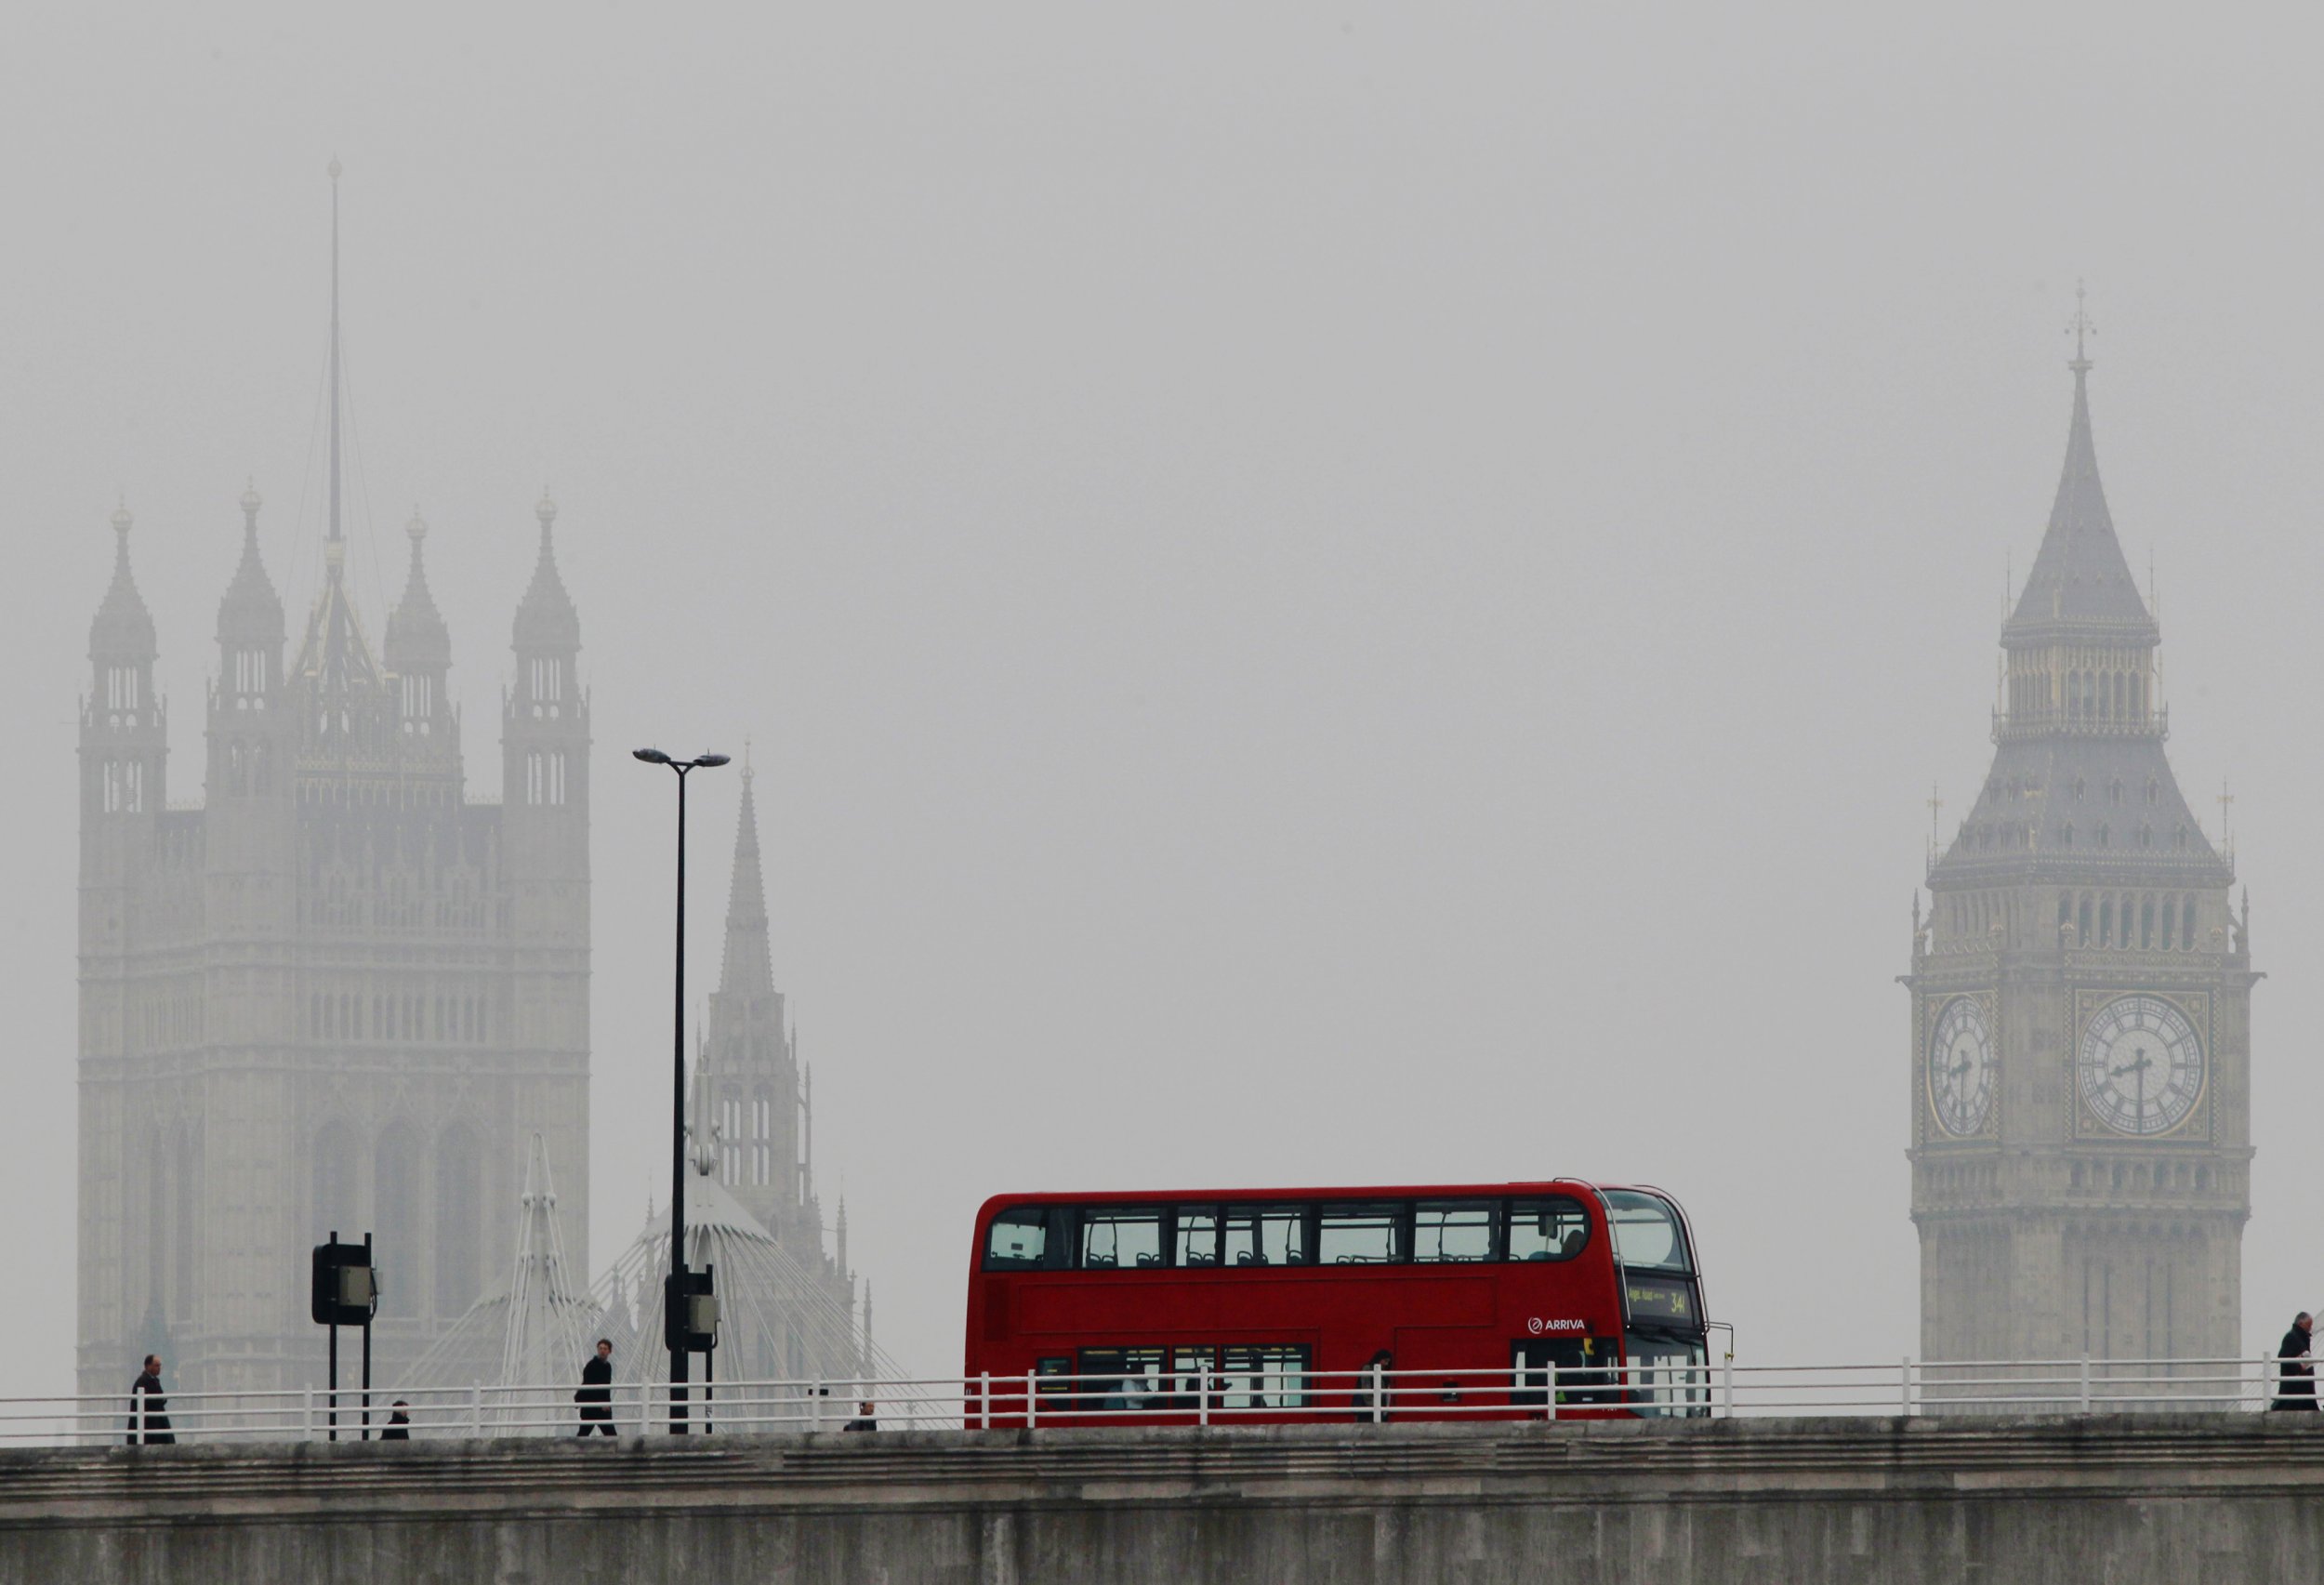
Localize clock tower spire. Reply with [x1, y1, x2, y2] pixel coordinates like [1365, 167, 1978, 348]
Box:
[1908, 316, 2252, 1391]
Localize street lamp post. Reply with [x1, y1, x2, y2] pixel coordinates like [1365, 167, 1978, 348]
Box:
[633, 747, 731, 1431]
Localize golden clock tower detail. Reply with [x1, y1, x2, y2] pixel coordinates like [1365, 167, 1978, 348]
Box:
[1908, 318, 2253, 1376]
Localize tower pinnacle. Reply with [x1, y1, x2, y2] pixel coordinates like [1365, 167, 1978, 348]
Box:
[2067, 277, 2095, 376]
[92, 500, 156, 662]
[326, 158, 343, 573]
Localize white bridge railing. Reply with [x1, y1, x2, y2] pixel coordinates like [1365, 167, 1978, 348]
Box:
[7, 1356, 2314, 1446]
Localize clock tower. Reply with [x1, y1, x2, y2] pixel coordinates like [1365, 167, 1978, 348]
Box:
[1908, 322, 2253, 1383]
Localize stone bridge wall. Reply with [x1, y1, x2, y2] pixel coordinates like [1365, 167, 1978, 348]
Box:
[6, 1415, 2324, 1583]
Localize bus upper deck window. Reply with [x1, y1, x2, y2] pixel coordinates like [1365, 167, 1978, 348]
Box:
[1414, 1201, 1495, 1262]
[1318, 1202, 1404, 1264]
[984, 1207, 1050, 1270]
[1224, 1205, 1308, 1266]
[1506, 1197, 1589, 1261]
[1602, 1190, 1692, 1274]
[1176, 1207, 1222, 1267]
[1081, 1208, 1166, 1270]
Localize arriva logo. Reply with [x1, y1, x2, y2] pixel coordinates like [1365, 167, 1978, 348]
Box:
[1525, 1317, 1588, 1334]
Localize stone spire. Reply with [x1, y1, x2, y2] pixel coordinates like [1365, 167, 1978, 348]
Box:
[512, 491, 580, 653]
[217, 481, 284, 648]
[326, 157, 344, 573]
[293, 160, 384, 698]
[2003, 284, 2157, 642]
[717, 756, 775, 997]
[383, 508, 450, 673]
[1934, 315, 2228, 889]
[90, 500, 156, 663]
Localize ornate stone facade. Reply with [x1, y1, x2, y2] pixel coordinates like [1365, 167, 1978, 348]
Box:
[1908, 341, 2253, 1373]
[75, 488, 590, 1398]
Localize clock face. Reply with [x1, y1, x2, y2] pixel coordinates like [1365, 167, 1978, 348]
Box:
[2079, 996, 2204, 1137]
[1927, 997, 1996, 1137]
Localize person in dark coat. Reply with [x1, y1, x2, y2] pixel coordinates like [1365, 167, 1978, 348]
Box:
[575, 1339, 616, 1435]
[127, 1354, 175, 1445]
[382, 1401, 412, 1440]
[2273, 1314, 2317, 1411]
[843, 1400, 879, 1432]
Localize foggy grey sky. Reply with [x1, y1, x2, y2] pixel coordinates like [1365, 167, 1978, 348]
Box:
[6, 4, 2320, 1396]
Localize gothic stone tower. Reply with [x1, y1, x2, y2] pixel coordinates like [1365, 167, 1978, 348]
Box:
[689, 762, 866, 1380]
[1908, 335, 2251, 1373]
[75, 172, 591, 1398]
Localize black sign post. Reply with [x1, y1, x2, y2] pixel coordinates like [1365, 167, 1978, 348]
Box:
[311, 1235, 378, 1442]
[664, 1264, 720, 1429]
[362, 1232, 374, 1438]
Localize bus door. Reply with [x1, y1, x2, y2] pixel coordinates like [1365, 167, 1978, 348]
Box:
[1512, 1335, 1619, 1411]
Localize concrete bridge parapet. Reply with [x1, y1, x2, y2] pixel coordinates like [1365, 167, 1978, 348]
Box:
[7, 1415, 2324, 1583]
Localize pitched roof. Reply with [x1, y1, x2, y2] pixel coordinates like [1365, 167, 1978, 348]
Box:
[383, 511, 450, 673]
[2003, 364, 2157, 642]
[512, 493, 579, 653]
[90, 504, 157, 662]
[216, 484, 285, 647]
[1929, 732, 2229, 886]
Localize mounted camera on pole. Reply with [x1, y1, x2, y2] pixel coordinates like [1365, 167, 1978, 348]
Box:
[311, 1233, 378, 1441]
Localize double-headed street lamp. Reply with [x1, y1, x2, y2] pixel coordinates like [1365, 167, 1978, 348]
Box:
[633, 747, 731, 1430]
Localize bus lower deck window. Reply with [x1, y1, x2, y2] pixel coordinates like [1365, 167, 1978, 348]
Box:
[1221, 1345, 1310, 1409]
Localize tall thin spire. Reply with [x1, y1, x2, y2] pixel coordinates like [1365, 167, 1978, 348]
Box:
[718, 759, 775, 997]
[327, 157, 344, 573]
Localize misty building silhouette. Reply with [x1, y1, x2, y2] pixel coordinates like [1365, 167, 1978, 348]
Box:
[1908, 326, 2251, 1384]
[586, 757, 876, 1390]
[75, 482, 592, 1400]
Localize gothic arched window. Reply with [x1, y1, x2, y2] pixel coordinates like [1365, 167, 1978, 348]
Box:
[173, 1125, 201, 1324]
[2140, 897, 2155, 949]
[312, 1122, 358, 1242]
[2181, 897, 2197, 951]
[2097, 823, 2110, 849]
[375, 1123, 420, 1318]
[2060, 823, 2074, 848]
[2099, 898, 2114, 947]
[434, 1126, 482, 1316]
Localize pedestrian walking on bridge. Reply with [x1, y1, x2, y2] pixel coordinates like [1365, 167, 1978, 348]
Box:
[2272, 1313, 2316, 1411]
[576, 1340, 617, 1435]
[125, 1354, 174, 1445]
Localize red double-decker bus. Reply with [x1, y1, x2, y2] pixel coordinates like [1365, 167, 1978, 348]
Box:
[963, 1180, 1708, 1426]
